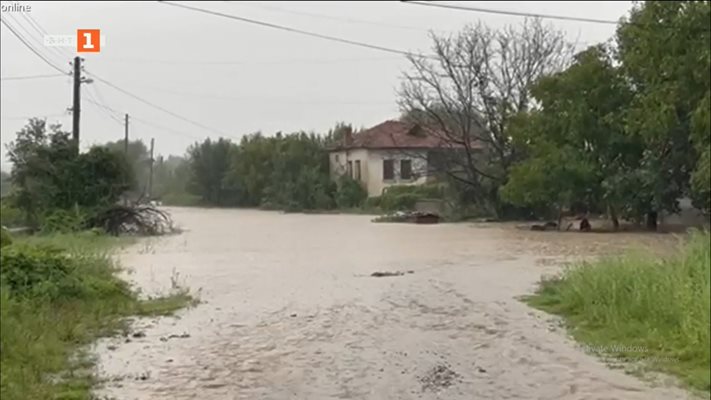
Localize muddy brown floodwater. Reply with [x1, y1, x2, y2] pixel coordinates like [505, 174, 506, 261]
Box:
[93, 207, 698, 400]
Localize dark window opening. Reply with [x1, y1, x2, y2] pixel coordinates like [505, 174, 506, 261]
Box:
[383, 159, 394, 180]
[347, 161, 353, 178]
[401, 159, 412, 180]
[355, 160, 361, 181]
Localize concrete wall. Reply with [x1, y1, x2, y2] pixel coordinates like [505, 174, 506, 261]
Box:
[329, 148, 429, 197]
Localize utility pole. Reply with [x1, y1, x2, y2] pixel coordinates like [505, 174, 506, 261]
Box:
[148, 138, 155, 200]
[70, 56, 93, 154]
[124, 114, 129, 155]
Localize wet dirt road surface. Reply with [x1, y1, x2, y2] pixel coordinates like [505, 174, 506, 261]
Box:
[93, 208, 697, 400]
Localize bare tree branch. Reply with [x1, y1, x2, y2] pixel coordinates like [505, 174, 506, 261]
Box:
[396, 18, 574, 211]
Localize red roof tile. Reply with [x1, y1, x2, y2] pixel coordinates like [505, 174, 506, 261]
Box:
[332, 120, 451, 150]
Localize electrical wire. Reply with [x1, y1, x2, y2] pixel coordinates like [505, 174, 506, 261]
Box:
[84, 97, 203, 140]
[158, 1, 436, 60]
[0, 16, 68, 74]
[131, 115, 204, 140]
[115, 81, 394, 106]
[4, 13, 68, 67]
[85, 87, 125, 125]
[1, 73, 67, 81]
[85, 70, 234, 138]
[400, 1, 618, 25]
[19, 11, 74, 60]
[1, 113, 67, 121]
[97, 55, 401, 66]
[227, 2, 428, 32]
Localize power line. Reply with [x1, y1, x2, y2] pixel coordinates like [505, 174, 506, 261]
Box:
[98, 55, 402, 66]
[228, 2, 428, 32]
[400, 1, 618, 25]
[85, 70, 234, 138]
[0, 17, 68, 74]
[1, 73, 67, 81]
[4, 13, 67, 67]
[84, 97, 202, 140]
[159, 1, 435, 60]
[1, 113, 67, 121]
[17, 11, 44, 36]
[85, 88, 124, 125]
[123, 82, 394, 106]
[131, 115, 203, 140]
[19, 11, 74, 60]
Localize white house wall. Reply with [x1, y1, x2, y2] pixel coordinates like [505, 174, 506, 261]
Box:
[329, 148, 429, 197]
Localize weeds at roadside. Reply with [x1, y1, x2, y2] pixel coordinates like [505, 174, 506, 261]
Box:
[0, 233, 195, 400]
[523, 231, 710, 393]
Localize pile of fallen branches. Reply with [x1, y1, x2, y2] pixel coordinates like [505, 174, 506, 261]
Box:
[87, 204, 178, 236]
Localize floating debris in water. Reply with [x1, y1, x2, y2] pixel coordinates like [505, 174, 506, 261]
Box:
[417, 363, 462, 392]
[370, 270, 414, 278]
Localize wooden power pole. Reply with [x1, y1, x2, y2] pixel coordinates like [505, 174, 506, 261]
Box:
[124, 114, 129, 155]
[148, 138, 155, 199]
[71, 56, 81, 153]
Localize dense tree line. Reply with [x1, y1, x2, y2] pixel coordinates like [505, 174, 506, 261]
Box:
[182, 130, 365, 211]
[397, 1, 710, 227]
[500, 1, 710, 228]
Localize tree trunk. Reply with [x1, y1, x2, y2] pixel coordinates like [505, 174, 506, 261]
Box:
[646, 211, 658, 231]
[557, 204, 563, 231]
[607, 203, 620, 231]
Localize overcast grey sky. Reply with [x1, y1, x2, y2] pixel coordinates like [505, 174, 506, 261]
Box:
[1, 1, 633, 170]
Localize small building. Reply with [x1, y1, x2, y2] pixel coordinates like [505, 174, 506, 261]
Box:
[328, 120, 458, 197]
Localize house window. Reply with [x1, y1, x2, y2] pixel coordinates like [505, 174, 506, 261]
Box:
[383, 159, 394, 180]
[355, 160, 361, 181]
[335, 154, 340, 162]
[347, 161, 353, 178]
[400, 159, 412, 180]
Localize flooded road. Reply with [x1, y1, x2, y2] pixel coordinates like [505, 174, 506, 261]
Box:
[94, 208, 695, 400]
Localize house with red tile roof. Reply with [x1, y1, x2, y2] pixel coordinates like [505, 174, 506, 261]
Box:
[328, 119, 473, 197]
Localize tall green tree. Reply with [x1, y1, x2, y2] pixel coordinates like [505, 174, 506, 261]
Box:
[0, 170, 11, 198]
[185, 138, 236, 205]
[261, 132, 334, 210]
[502, 46, 644, 227]
[104, 139, 151, 195]
[616, 0, 711, 221]
[223, 133, 278, 206]
[6, 118, 133, 225]
[152, 155, 191, 202]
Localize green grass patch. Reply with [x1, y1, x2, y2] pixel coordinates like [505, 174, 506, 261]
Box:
[524, 231, 710, 392]
[0, 232, 194, 400]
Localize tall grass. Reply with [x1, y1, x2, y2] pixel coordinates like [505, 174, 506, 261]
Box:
[0, 233, 193, 400]
[526, 231, 710, 392]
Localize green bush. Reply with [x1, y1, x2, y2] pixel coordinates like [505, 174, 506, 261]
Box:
[1, 228, 12, 248]
[0, 243, 130, 302]
[364, 196, 382, 209]
[0, 202, 24, 228]
[0, 234, 192, 400]
[39, 207, 87, 234]
[335, 176, 367, 208]
[526, 231, 711, 391]
[379, 184, 445, 211]
[382, 193, 419, 211]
